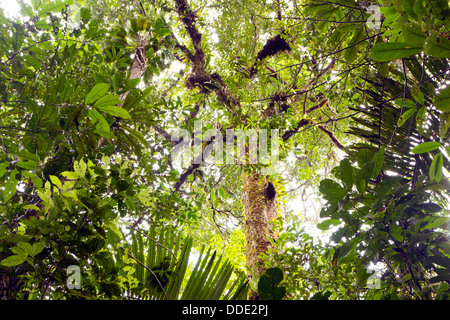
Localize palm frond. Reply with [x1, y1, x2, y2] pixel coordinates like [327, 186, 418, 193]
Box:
[121, 227, 248, 300]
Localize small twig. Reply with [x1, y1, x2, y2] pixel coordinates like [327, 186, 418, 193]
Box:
[128, 225, 178, 264]
[119, 246, 168, 300]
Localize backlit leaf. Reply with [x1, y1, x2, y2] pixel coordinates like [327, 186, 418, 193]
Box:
[411, 141, 441, 154]
[85, 83, 110, 105]
[370, 42, 422, 62]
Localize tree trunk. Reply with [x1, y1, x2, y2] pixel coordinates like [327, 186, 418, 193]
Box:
[242, 169, 278, 300]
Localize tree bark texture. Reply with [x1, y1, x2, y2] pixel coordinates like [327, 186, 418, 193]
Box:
[242, 170, 278, 299]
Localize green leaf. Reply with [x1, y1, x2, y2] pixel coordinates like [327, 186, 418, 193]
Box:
[421, 217, 449, 231]
[0, 255, 27, 267]
[85, 83, 110, 105]
[372, 148, 385, 179]
[319, 179, 347, 201]
[16, 160, 35, 170]
[0, 162, 7, 178]
[425, 0, 450, 27]
[399, 0, 418, 18]
[96, 105, 130, 119]
[311, 290, 332, 300]
[434, 86, 450, 112]
[339, 159, 354, 191]
[411, 141, 441, 154]
[210, 189, 218, 207]
[88, 108, 112, 137]
[410, 84, 424, 104]
[94, 94, 123, 109]
[430, 153, 443, 182]
[11, 23, 24, 52]
[30, 243, 44, 257]
[94, 93, 122, 108]
[38, 0, 65, 17]
[49, 175, 62, 189]
[413, 0, 426, 16]
[424, 32, 450, 58]
[402, 22, 426, 46]
[440, 112, 450, 139]
[355, 161, 374, 194]
[397, 107, 416, 127]
[416, 106, 426, 135]
[23, 204, 40, 211]
[4, 169, 18, 202]
[116, 179, 130, 192]
[320, 202, 338, 218]
[317, 219, 341, 231]
[60, 171, 80, 180]
[370, 42, 423, 62]
[389, 223, 403, 242]
[258, 267, 286, 300]
[218, 187, 226, 200]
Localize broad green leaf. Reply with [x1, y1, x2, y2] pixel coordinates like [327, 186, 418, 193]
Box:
[317, 219, 341, 231]
[17, 242, 33, 256]
[11, 23, 24, 52]
[0, 162, 7, 178]
[218, 187, 226, 200]
[257, 267, 286, 300]
[16, 160, 35, 170]
[210, 189, 218, 207]
[4, 169, 18, 202]
[413, 0, 425, 16]
[395, 98, 416, 109]
[96, 105, 130, 119]
[402, 22, 426, 46]
[399, 0, 418, 18]
[38, 0, 65, 17]
[424, 32, 450, 58]
[23, 204, 40, 211]
[85, 83, 110, 105]
[439, 112, 450, 139]
[389, 223, 403, 242]
[320, 202, 338, 218]
[355, 161, 374, 194]
[60, 171, 80, 180]
[410, 84, 424, 104]
[397, 107, 416, 127]
[434, 86, 450, 112]
[319, 179, 346, 201]
[30, 243, 44, 257]
[339, 159, 354, 191]
[11, 246, 27, 257]
[94, 94, 123, 109]
[430, 153, 444, 182]
[411, 141, 441, 154]
[138, 187, 152, 206]
[416, 106, 426, 135]
[73, 159, 87, 177]
[372, 148, 385, 179]
[0, 255, 27, 267]
[421, 217, 450, 231]
[122, 126, 148, 146]
[370, 42, 422, 62]
[402, 273, 412, 281]
[49, 175, 62, 189]
[425, 0, 450, 27]
[88, 108, 111, 137]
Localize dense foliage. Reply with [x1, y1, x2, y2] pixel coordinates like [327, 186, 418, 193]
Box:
[0, 0, 449, 300]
